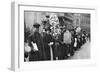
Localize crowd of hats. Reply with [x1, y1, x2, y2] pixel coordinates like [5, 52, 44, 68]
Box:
[48, 28, 90, 59]
[42, 15, 90, 59]
[24, 14, 90, 60]
[24, 24, 90, 60]
[64, 29, 90, 58]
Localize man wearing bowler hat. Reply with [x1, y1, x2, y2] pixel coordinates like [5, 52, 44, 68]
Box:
[29, 23, 46, 61]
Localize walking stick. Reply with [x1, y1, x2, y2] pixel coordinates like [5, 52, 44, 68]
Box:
[48, 42, 54, 60]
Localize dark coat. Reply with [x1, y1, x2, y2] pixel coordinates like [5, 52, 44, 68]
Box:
[29, 31, 46, 61]
[43, 33, 55, 60]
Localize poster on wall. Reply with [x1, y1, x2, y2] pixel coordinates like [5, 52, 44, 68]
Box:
[11, 2, 96, 71]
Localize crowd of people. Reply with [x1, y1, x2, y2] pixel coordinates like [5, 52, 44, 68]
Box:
[24, 22, 90, 62]
[24, 13, 90, 62]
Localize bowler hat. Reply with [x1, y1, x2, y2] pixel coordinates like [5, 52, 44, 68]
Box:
[46, 15, 49, 18]
[33, 23, 40, 28]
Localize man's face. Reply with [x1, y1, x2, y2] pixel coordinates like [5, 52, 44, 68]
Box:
[32, 27, 36, 32]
